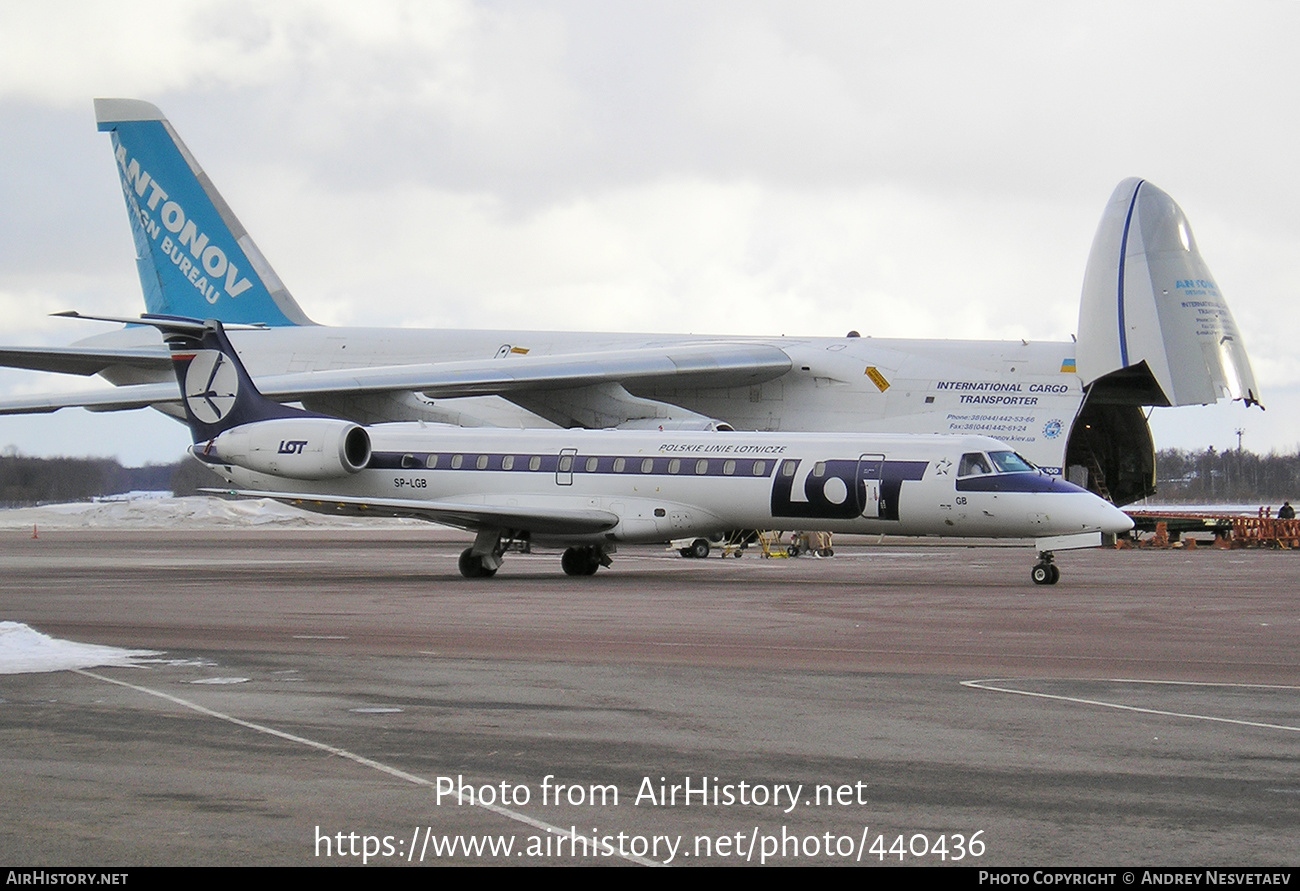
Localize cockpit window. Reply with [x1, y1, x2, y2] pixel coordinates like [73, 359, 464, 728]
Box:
[958, 452, 993, 476]
[988, 450, 1036, 473]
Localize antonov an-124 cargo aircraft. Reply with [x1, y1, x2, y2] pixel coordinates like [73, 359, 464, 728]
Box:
[0, 100, 1262, 513]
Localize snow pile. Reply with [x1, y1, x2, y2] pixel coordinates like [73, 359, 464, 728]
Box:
[0, 621, 157, 674]
[0, 495, 420, 530]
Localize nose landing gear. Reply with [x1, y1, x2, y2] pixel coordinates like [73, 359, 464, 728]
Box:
[1031, 551, 1060, 585]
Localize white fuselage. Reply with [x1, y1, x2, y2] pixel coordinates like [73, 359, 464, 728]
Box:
[203, 426, 1130, 547]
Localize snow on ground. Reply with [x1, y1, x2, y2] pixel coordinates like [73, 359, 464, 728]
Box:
[0, 621, 157, 675]
[0, 496, 421, 530]
[1131, 502, 1288, 515]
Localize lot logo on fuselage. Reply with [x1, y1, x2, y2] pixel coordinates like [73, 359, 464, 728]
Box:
[183, 350, 239, 424]
[770, 458, 928, 521]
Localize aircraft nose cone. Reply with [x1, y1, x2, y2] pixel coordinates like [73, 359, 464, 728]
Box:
[1096, 501, 1135, 535]
[1062, 489, 1135, 536]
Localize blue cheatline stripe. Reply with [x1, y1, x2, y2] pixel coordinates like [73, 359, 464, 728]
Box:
[369, 451, 781, 478]
[1116, 180, 1145, 368]
[955, 472, 1087, 494]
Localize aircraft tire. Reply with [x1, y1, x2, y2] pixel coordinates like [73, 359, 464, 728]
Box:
[1031, 564, 1051, 585]
[679, 548, 693, 558]
[459, 548, 495, 579]
[690, 539, 710, 559]
[561, 548, 582, 576]
[562, 547, 600, 577]
[1048, 564, 1060, 584]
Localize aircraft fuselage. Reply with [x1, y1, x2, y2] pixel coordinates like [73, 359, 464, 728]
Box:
[204, 425, 1128, 547]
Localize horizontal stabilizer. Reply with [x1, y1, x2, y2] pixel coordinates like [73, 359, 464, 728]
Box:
[1076, 178, 1260, 407]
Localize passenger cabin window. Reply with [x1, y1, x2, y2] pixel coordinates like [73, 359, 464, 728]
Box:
[753, 461, 766, 476]
[812, 461, 826, 478]
[958, 453, 992, 476]
[502, 455, 515, 470]
[613, 457, 626, 473]
[668, 458, 681, 474]
[476, 455, 489, 470]
[585, 457, 598, 473]
[781, 459, 798, 478]
[695, 459, 708, 475]
[723, 460, 736, 476]
[424, 454, 439, 469]
[641, 458, 653, 473]
[451, 454, 464, 469]
[401, 454, 420, 469]
[558, 455, 573, 472]
[529, 456, 541, 471]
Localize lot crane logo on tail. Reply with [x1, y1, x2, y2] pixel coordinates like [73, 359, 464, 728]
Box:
[181, 350, 239, 424]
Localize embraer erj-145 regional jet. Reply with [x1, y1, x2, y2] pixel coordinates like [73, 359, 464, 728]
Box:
[107, 313, 1132, 582]
[0, 100, 1262, 510]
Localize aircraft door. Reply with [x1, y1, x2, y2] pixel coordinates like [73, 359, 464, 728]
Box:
[857, 454, 884, 518]
[556, 448, 577, 486]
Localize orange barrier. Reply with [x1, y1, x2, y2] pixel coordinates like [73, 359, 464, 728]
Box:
[1232, 517, 1300, 549]
[1124, 510, 1299, 550]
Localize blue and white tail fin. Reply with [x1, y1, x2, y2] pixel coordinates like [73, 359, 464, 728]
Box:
[94, 99, 314, 327]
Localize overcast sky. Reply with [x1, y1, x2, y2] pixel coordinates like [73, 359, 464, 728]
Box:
[0, 0, 1295, 465]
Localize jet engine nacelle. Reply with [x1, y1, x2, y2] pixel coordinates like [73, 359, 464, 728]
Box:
[200, 418, 372, 480]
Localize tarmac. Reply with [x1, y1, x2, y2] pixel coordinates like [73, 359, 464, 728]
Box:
[0, 528, 1296, 866]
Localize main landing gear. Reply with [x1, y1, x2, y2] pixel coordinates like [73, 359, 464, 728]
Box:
[1031, 551, 1060, 585]
[458, 528, 516, 579]
[458, 548, 498, 578]
[561, 546, 612, 577]
[457, 529, 615, 579]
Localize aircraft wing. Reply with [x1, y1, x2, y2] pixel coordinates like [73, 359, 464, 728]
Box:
[0, 342, 791, 414]
[212, 489, 621, 536]
[288, 342, 790, 397]
[0, 382, 181, 415]
[0, 345, 171, 376]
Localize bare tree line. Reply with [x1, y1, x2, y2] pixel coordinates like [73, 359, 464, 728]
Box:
[1154, 447, 1300, 504]
[0, 450, 223, 507]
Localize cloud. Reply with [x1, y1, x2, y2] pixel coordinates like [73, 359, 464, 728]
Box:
[0, 1, 1296, 461]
